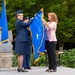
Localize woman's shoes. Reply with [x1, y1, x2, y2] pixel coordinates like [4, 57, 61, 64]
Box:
[45, 69, 49, 72]
[24, 67, 32, 69]
[27, 67, 31, 69]
[45, 69, 56, 72]
[17, 68, 28, 72]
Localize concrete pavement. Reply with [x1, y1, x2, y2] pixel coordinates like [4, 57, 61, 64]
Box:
[0, 66, 75, 75]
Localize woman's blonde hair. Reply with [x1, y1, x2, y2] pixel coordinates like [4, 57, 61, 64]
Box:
[48, 12, 58, 24]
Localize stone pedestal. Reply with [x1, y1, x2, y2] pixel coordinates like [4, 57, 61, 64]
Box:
[0, 43, 13, 68]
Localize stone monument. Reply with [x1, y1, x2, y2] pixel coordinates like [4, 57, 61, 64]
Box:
[0, 27, 13, 68]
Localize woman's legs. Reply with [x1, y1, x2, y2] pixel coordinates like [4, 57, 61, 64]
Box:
[49, 41, 57, 70]
[18, 55, 24, 69]
[45, 41, 52, 68]
[17, 55, 28, 72]
[46, 41, 57, 70]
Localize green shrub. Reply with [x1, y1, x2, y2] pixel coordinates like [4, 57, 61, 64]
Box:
[12, 54, 18, 67]
[30, 53, 47, 66]
[12, 48, 75, 68]
[60, 48, 75, 68]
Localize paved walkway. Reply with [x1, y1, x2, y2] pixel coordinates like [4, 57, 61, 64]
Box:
[0, 66, 75, 75]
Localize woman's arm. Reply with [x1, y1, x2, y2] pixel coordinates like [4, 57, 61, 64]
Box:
[20, 18, 33, 27]
[42, 19, 56, 29]
[42, 19, 50, 28]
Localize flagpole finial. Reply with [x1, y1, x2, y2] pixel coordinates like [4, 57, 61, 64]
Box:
[40, 8, 43, 12]
[40, 8, 44, 18]
[4, 0, 6, 4]
[2, 0, 6, 6]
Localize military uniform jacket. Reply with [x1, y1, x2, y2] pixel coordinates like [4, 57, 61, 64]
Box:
[15, 19, 33, 43]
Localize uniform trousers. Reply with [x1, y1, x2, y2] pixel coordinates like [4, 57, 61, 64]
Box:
[23, 44, 32, 68]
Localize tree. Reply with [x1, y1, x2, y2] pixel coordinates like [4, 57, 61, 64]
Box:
[0, 0, 75, 50]
[36, 0, 75, 50]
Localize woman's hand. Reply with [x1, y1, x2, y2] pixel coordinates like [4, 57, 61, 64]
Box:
[42, 19, 45, 23]
[42, 19, 49, 27]
[42, 19, 47, 25]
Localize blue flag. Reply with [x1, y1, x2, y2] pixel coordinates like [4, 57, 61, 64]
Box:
[1, 0, 8, 42]
[30, 11, 45, 60]
[0, 17, 1, 27]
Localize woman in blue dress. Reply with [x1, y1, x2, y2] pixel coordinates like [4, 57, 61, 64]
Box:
[15, 10, 33, 72]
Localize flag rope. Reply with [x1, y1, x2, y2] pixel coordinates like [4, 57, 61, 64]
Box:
[0, 39, 9, 44]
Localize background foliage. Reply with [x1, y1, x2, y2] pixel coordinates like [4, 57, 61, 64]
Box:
[12, 48, 75, 68]
[0, 0, 75, 68]
[0, 0, 75, 48]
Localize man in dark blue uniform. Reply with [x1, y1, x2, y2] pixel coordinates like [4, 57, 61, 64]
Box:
[23, 17, 32, 69]
[15, 10, 33, 72]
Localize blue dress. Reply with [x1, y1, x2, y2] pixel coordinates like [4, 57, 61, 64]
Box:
[15, 19, 33, 55]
